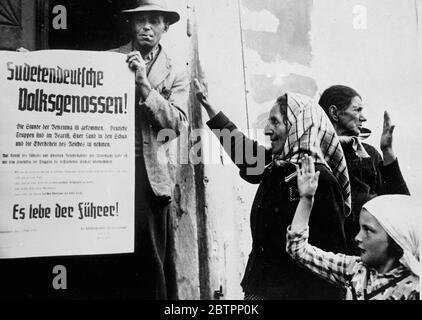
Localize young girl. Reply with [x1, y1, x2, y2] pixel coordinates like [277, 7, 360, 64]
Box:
[286, 154, 419, 300]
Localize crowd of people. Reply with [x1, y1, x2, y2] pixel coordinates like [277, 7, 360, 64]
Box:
[195, 80, 419, 300]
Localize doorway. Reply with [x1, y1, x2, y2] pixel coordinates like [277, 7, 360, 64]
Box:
[48, 0, 133, 50]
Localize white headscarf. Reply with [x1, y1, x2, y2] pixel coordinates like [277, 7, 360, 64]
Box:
[362, 195, 420, 277]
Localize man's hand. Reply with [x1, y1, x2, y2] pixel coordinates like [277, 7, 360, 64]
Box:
[297, 154, 320, 199]
[380, 110, 396, 165]
[127, 51, 151, 101]
[127, 51, 147, 81]
[193, 78, 218, 119]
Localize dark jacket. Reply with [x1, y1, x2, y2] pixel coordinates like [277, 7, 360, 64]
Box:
[207, 112, 347, 299]
[342, 142, 410, 253]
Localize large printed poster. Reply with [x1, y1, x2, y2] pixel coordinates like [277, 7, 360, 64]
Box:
[0, 50, 135, 258]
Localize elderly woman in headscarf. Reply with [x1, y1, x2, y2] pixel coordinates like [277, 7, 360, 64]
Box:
[287, 155, 419, 300]
[194, 80, 351, 300]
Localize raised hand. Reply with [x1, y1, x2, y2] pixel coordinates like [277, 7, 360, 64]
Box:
[193, 79, 209, 106]
[380, 110, 396, 165]
[290, 154, 319, 230]
[297, 154, 320, 199]
[193, 78, 218, 119]
[380, 110, 395, 151]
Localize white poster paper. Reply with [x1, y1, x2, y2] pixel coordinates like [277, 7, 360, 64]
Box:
[0, 50, 135, 258]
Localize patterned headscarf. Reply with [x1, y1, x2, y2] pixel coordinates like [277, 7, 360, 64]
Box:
[274, 92, 352, 216]
[363, 195, 420, 277]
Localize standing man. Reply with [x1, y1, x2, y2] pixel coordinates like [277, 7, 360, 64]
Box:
[110, 0, 189, 299]
[10, 0, 188, 300]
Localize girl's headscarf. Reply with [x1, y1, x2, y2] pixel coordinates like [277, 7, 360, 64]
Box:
[274, 92, 351, 216]
[363, 195, 420, 277]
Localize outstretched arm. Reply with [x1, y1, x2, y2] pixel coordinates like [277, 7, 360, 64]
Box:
[193, 78, 272, 182]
